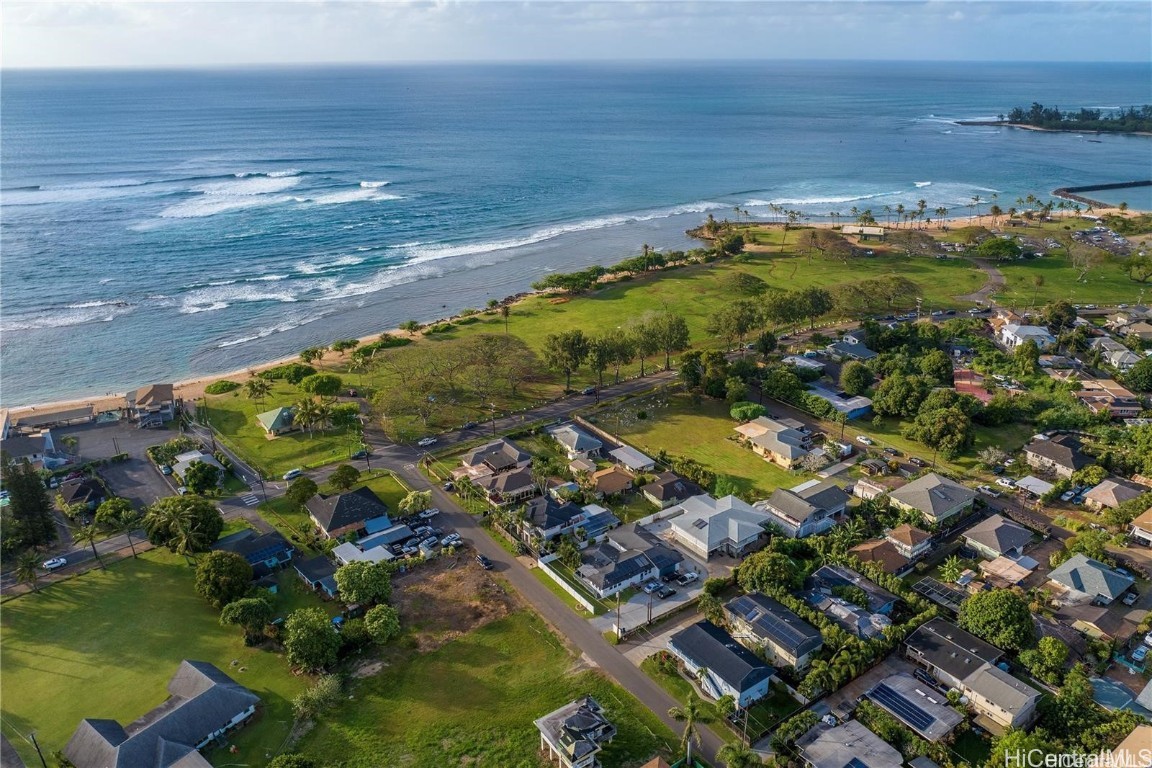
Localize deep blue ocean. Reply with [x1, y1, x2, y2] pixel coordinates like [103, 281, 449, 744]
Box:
[3, 61, 1150, 407]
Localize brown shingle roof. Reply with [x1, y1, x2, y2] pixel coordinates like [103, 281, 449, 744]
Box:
[888, 524, 931, 547]
[849, 540, 909, 574]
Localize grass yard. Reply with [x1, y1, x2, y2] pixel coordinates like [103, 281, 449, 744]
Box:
[0, 549, 309, 767]
[994, 252, 1147, 308]
[295, 610, 676, 767]
[530, 566, 603, 616]
[854, 416, 1035, 479]
[606, 392, 814, 497]
[201, 384, 363, 478]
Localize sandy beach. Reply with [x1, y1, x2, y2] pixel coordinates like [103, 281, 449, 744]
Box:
[4, 206, 1136, 421]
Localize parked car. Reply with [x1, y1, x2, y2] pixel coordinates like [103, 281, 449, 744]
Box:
[1131, 645, 1148, 663]
[642, 580, 662, 594]
[417, 437, 438, 447]
[176, 486, 189, 496]
[676, 572, 699, 586]
[977, 485, 1001, 498]
[440, 533, 463, 547]
[460, 421, 478, 430]
[476, 554, 494, 570]
[580, 386, 597, 396]
[350, 449, 369, 460]
[991, 465, 1005, 475]
[908, 457, 927, 467]
[283, 468, 303, 481]
[159, 464, 173, 475]
[42, 557, 67, 571]
[442, 481, 455, 492]
[419, 536, 439, 549]
[657, 587, 677, 599]
[995, 478, 1016, 488]
[1122, 591, 1139, 606]
[855, 435, 874, 446]
[418, 508, 440, 520]
[882, 447, 902, 458]
[1060, 490, 1077, 502]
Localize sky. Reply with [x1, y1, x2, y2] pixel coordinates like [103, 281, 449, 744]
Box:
[3, 1, 1150, 69]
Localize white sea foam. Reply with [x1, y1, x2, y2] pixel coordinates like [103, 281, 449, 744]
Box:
[360, 181, 391, 188]
[296, 255, 365, 275]
[66, 299, 130, 309]
[249, 274, 288, 282]
[193, 176, 302, 196]
[159, 194, 295, 219]
[178, 282, 300, 314]
[2, 302, 133, 331]
[267, 169, 301, 178]
[98, 278, 116, 284]
[915, 181, 932, 188]
[297, 188, 403, 206]
[5, 179, 153, 205]
[402, 201, 725, 264]
[215, 309, 337, 348]
[746, 190, 902, 206]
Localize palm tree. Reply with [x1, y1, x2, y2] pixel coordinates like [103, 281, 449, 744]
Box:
[499, 304, 510, 334]
[971, 194, 982, 220]
[894, 203, 905, 229]
[935, 206, 948, 226]
[294, 398, 323, 438]
[169, 511, 210, 562]
[73, 524, 105, 570]
[244, 377, 271, 409]
[669, 694, 710, 765]
[717, 741, 763, 768]
[14, 551, 41, 593]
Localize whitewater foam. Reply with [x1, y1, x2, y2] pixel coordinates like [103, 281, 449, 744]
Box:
[745, 190, 903, 206]
[360, 181, 391, 188]
[299, 188, 403, 206]
[914, 181, 932, 188]
[296, 254, 366, 275]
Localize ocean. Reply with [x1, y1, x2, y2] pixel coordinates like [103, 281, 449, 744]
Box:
[2, 60, 1150, 407]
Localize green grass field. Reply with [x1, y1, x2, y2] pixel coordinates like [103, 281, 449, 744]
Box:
[0, 548, 309, 767]
[850, 416, 1036, 479]
[994, 253, 1148, 308]
[202, 384, 363, 477]
[295, 610, 676, 767]
[606, 393, 814, 497]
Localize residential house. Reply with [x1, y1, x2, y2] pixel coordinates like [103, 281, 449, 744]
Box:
[667, 494, 772, 560]
[1118, 319, 1152, 342]
[848, 539, 909, 574]
[475, 465, 537, 506]
[128, 383, 178, 425]
[866, 674, 964, 742]
[1107, 724, 1152, 768]
[798, 720, 903, 768]
[998, 324, 1056, 351]
[461, 438, 531, 475]
[568, 457, 597, 475]
[1084, 478, 1146, 511]
[806, 385, 873, 419]
[886, 524, 933, 559]
[608, 445, 655, 473]
[64, 660, 259, 768]
[256, 407, 295, 437]
[547, 424, 603, 460]
[211, 530, 295, 579]
[534, 697, 616, 768]
[293, 555, 339, 599]
[756, 480, 850, 539]
[853, 478, 889, 501]
[333, 541, 395, 566]
[576, 524, 682, 599]
[589, 466, 633, 499]
[1130, 507, 1152, 546]
[888, 472, 976, 525]
[783, 355, 826, 374]
[825, 339, 878, 362]
[1088, 337, 1143, 371]
[963, 515, 1033, 559]
[904, 619, 1041, 731]
[1074, 380, 1144, 418]
[10, 405, 94, 431]
[725, 592, 823, 670]
[172, 450, 227, 485]
[807, 564, 899, 614]
[858, 458, 889, 477]
[667, 621, 775, 709]
[733, 416, 811, 469]
[58, 477, 106, 511]
[1016, 476, 1055, 499]
[305, 486, 391, 539]
[523, 497, 587, 542]
[1047, 553, 1135, 606]
[979, 556, 1033, 586]
[1055, 604, 1143, 643]
[1106, 306, 1152, 330]
[0, 430, 63, 469]
[1023, 434, 1091, 479]
[640, 472, 704, 509]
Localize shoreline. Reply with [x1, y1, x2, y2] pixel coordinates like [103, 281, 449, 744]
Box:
[954, 120, 1152, 137]
[5, 206, 1141, 420]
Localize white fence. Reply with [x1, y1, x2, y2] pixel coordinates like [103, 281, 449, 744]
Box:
[537, 554, 598, 614]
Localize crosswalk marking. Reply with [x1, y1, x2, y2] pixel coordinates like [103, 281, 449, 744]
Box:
[239, 494, 260, 506]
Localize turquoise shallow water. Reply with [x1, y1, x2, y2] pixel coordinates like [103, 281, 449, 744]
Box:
[2, 61, 1150, 406]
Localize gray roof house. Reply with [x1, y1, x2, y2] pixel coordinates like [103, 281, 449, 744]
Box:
[889, 472, 976, 525]
[293, 555, 339, 599]
[1048, 553, 1136, 606]
[667, 494, 773, 560]
[305, 486, 391, 539]
[756, 480, 850, 539]
[523, 496, 586, 541]
[475, 465, 537, 506]
[963, 514, 1033, 559]
[547, 423, 603, 460]
[1084, 478, 1146, 511]
[866, 673, 963, 741]
[640, 471, 704, 509]
[798, 720, 902, 768]
[58, 477, 107, 511]
[461, 438, 531, 474]
[1023, 434, 1091, 479]
[577, 524, 682, 599]
[608, 445, 655, 472]
[534, 697, 616, 768]
[826, 339, 878, 361]
[64, 660, 259, 768]
[807, 564, 899, 614]
[211, 529, 295, 579]
[668, 621, 775, 710]
[725, 592, 823, 670]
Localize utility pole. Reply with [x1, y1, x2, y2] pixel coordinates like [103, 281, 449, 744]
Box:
[29, 732, 48, 768]
[616, 592, 623, 640]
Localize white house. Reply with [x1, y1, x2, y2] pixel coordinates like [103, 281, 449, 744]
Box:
[756, 480, 850, 539]
[998, 324, 1056, 350]
[666, 494, 772, 560]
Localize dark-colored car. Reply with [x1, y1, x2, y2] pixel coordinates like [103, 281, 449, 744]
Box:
[908, 457, 927, 467]
[350, 449, 369, 460]
[443, 481, 455, 492]
[476, 554, 494, 570]
[657, 587, 677, 599]
[460, 421, 478, 430]
[992, 465, 1005, 475]
[580, 386, 597, 396]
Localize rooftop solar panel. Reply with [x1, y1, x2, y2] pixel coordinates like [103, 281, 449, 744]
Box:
[870, 683, 935, 733]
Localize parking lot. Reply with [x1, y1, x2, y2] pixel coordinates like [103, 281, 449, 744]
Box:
[55, 420, 178, 508]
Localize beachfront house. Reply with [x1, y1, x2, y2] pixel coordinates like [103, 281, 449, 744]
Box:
[127, 383, 178, 426]
[256, 406, 295, 437]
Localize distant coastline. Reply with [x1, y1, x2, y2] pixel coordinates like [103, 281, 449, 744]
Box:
[955, 120, 1152, 137]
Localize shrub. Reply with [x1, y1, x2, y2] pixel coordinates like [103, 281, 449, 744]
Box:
[260, 363, 316, 384]
[205, 380, 240, 394]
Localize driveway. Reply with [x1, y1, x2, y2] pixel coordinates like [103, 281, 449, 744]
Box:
[98, 458, 174, 509]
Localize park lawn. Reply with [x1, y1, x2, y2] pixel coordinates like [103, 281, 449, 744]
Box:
[994, 252, 1147, 308]
[295, 610, 676, 768]
[608, 392, 814, 497]
[201, 384, 362, 478]
[353, 471, 410, 510]
[0, 549, 309, 768]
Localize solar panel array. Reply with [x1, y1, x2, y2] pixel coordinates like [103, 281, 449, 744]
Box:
[870, 683, 935, 733]
[750, 605, 814, 649]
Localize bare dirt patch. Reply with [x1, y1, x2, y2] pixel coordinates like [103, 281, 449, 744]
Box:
[392, 555, 517, 653]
